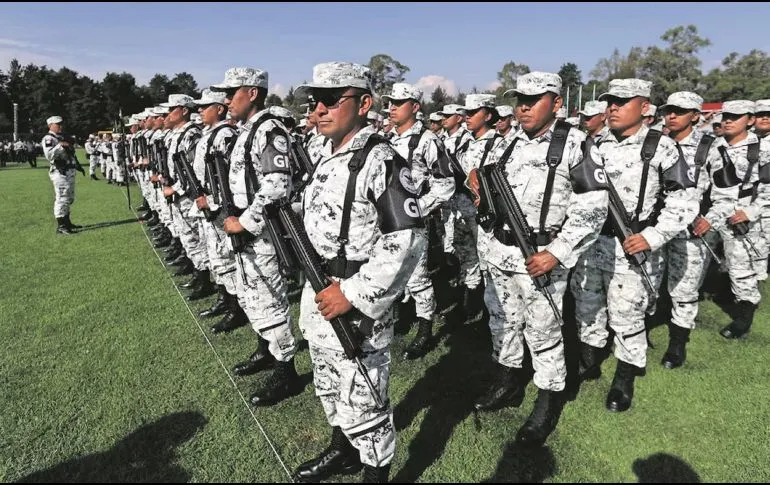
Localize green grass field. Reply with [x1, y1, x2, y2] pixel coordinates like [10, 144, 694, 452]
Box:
[1, 151, 769, 482]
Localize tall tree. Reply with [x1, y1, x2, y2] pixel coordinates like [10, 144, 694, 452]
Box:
[558, 62, 583, 113]
[367, 54, 410, 95]
[146, 74, 171, 104]
[168, 72, 199, 98]
[265, 93, 283, 107]
[496, 61, 531, 91]
[590, 47, 645, 82]
[702, 49, 770, 101]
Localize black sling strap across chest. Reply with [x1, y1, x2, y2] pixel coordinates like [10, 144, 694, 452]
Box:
[634, 129, 663, 223]
[718, 142, 761, 199]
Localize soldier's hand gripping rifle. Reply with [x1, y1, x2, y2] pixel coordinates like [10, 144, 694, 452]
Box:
[116, 110, 131, 209]
[175, 150, 221, 241]
[475, 164, 564, 322]
[263, 199, 387, 410]
[604, 174, 657, 294]
[212, 151, 248, 284]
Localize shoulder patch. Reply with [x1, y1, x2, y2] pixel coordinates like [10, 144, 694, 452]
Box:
[375, 153, 425, 234]
[261, 128, 292, 175]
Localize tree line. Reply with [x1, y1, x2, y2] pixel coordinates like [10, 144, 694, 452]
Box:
[0, 25, 768, 139]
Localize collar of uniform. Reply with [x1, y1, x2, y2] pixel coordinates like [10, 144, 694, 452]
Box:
[725, 131, 759, 149]
[206, 120, 228, 132]
[475, 127, 500, 142]
[174, 120, 194, 133]
[244, 108, 273, 130]
[513, 119, 557, 144]
[446, 126, 468, 140]
[391, 120, 425, 141]
[328, 125, 378, 157]
[604, 123, 650, 146]
[675, 128, 699, 147]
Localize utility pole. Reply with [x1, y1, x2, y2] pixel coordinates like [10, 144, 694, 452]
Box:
[13, 103, 18, 142]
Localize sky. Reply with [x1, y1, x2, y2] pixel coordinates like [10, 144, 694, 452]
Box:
[1, 2, 768, 100]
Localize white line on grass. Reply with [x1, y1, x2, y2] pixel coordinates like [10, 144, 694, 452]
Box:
[121, 189, 294, 483]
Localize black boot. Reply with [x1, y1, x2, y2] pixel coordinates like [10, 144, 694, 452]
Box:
[720, 300, 757, 339]
[463, 282, 486, 325]
[153, 233, 172, 248]
[168, 253, 189, 268]
[661, 324, 691, 369]
[474, 363, 526, 411]
[515, 388, 565, 447]
[146, 212, 161, 227]
[56, 217, 74, 235]
[402, 317, 433, 360]
[185, 270, 216, 301]
[606, 360, 644, 413]
[362, 463, 391, 483]
[173, 258, 194, 276]
[233, 336, 276, 376]
[62, 214, 82, 230]
[199, 286, 228, 318]
[578, 343, 602, 381]
[212, 297, 249, 334]
[179, 269, 200, 289]
[137, 199, 149, 211]
[250, 357, 302, 406]
[90, 174, 98, 181]
[294, 426, 362, 482]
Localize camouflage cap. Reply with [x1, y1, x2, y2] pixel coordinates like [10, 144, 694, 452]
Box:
[556, 107, 568, 119]
[598, 78, 652, 100]
[464, 94, 497, 111]
[211, 67, 269, 91]
[382, 82, 423, 103]
[190, 113, 202, 124]
[46, 115, 63, 125]
[267, 105, 295, 120]
[429, 112, 444, 122]
[439, 104, 465, 116]
[152, 106, 170, 115]
[193, 88, 228, 106]
[644, 104, 657, 117]
[416, 112, 425, 121]
[366, 110, 379, 120]
[755, 99, 770, 113]
[503, 71, 562, 97]
[496, 105, 514, 118]
[160, 94, 196, 109]
[295, 62, 374, 98]
[660, 91, 703, 112]
[298, 118, 307, 128]
[712, 113, 723, 124]
[566, 117, 580, 127]
[579, 100, 608, 117]
[134, 111, 150, 121]
[722, 100, 755, 115]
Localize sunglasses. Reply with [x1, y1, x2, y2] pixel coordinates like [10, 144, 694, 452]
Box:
[388, 98, 412, 108]
[309, 90, 361, 110]
[661, 107, 695, 117]
[755, 111, 770, 118]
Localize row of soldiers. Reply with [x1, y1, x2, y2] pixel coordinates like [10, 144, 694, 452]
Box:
[0, 138, 38, 167]
[42, 61, 769, 482]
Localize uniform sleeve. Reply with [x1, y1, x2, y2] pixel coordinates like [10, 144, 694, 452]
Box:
[42, 135, 67, 163]
[741, 139, 770, 222]
[704, 145, 736, 231]
[239, 125, 292, 236]
[340, 151, 428, 321]
[417, 137, 455, 216]
[546, 137, 609, 266]
[640, 140, 699, 251]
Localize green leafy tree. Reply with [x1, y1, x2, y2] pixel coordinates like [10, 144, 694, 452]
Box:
[367, 54, 410, 95]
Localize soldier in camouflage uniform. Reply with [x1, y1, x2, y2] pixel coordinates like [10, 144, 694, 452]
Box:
[693, 100, 770, 340]
[658, 92, 719, 368]
[85, 135, 99, 180]
[292, 62, 426, 484]
[494, 105, 518, 139]
[99, 133, 114, 183]
[212, 67, 301, 406]
[190, 89, 249, 333]
[428, 112, 444, 136]
[383, 82, 455, 360]
[456, 95, 506, 323]
[752, 100, 770, 277]
[579, 101, 610, 142]
[42, 116, 84, 234]
[571, 79, 698, 412]
[111, 132, 127, 186]
[468, 72, 608, 446]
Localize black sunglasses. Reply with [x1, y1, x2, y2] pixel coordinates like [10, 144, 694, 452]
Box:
[309, 89, 361, 110]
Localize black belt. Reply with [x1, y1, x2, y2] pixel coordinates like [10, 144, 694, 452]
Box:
[324, 257, 368, 279]
[493, 228, 558, 247]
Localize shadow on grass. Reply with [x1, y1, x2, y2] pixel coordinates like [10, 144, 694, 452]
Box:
[17, 411, 208, 483]
[74, 218, 139, 233]
[482, 442, 556, 483]
[632, 452, 700, 483]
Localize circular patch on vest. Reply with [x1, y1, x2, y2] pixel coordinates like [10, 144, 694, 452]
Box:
[399, 167, 419, 195]
[272, 136, 289, 154]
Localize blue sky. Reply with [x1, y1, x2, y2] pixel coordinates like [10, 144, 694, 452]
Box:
[1, 2, 768, 98]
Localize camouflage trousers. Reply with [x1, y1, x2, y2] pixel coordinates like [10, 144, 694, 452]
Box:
[571, 239, 657, 369]
[719, 223, 762, 305]
[157, 189, 177, 237]
[88, 155, 99, 176]
[99, 157, 107, 176]
[666, 236, 715, 329]
[200, 217, 238, 296]
[441, 204, 455, 253]
[235, 248, 296, 362]
[754, 217, 770, 281]
[484, 264, 568, 391]
[308, 342, 395, 467]
[450, 193, 482, 289]
[404, 247, 436, 320]
[171, 198, 209, 271]
[111, 159, 125, 183]
[49, 169, 75, 218]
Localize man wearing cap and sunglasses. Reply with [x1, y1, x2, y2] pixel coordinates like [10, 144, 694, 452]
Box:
[292, 61, 425, 483]
[428, 112, 444, 137]
[210, 67, 302, 407]
[42, 115, 84, 235]
[658, 92, 719, 368]
[469, 72, 608, 446]
[571, 79, 698, 412]
[579, 100, 610, 142]
[384, 82, 456, 360]
[692, 100, 770, 340]
[495, 105, 518, 139]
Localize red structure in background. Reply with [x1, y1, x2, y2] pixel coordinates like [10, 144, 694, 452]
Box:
[702, 102, 723, 113]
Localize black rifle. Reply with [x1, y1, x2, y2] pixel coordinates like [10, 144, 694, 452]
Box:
[604, 174, 656, 293]
[288, 135, 314, 202]
[263, 199, 386, 410]
[212, 151, 249, 284]
[475, 164, 563, 322]
[687, 222, 722, 265]
[116, 112, 131, 209]
[57, 133, 86, 176]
